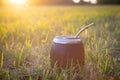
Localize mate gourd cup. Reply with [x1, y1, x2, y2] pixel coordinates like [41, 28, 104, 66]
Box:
[50, 23, 94, 68]
[50, 36, 85, 68]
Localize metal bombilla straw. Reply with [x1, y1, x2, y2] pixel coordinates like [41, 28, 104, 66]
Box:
[75, 23, 94, 38]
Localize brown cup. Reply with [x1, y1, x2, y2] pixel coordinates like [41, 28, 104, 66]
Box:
[50, 36, 85, 68]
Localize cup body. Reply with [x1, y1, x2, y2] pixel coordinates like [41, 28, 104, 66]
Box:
[50, 36, 85, 68]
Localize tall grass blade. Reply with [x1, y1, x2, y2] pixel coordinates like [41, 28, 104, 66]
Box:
[17, 49, 23, 67]
[0, 52, 4, 68]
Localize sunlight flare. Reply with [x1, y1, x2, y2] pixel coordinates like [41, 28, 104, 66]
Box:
[10, 0, 27, 5]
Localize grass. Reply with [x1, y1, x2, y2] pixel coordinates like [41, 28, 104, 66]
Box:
[0, 5, 120, 80]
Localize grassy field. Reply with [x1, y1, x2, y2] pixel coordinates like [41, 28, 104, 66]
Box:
[0, 6, 120, 80]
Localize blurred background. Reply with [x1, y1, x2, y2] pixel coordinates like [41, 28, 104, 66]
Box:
[0, 0, 120, 6]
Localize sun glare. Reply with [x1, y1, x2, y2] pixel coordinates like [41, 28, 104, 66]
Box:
[72, 0, 80, 4]
[10, 0, 27, 5]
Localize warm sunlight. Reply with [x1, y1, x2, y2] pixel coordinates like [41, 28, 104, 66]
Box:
[84, 0, 97, 4]
[72, 0, 80, 4]
[10, 0, 27, 5]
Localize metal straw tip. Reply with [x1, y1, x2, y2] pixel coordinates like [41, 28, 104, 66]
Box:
[75, 23, 94, 38]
